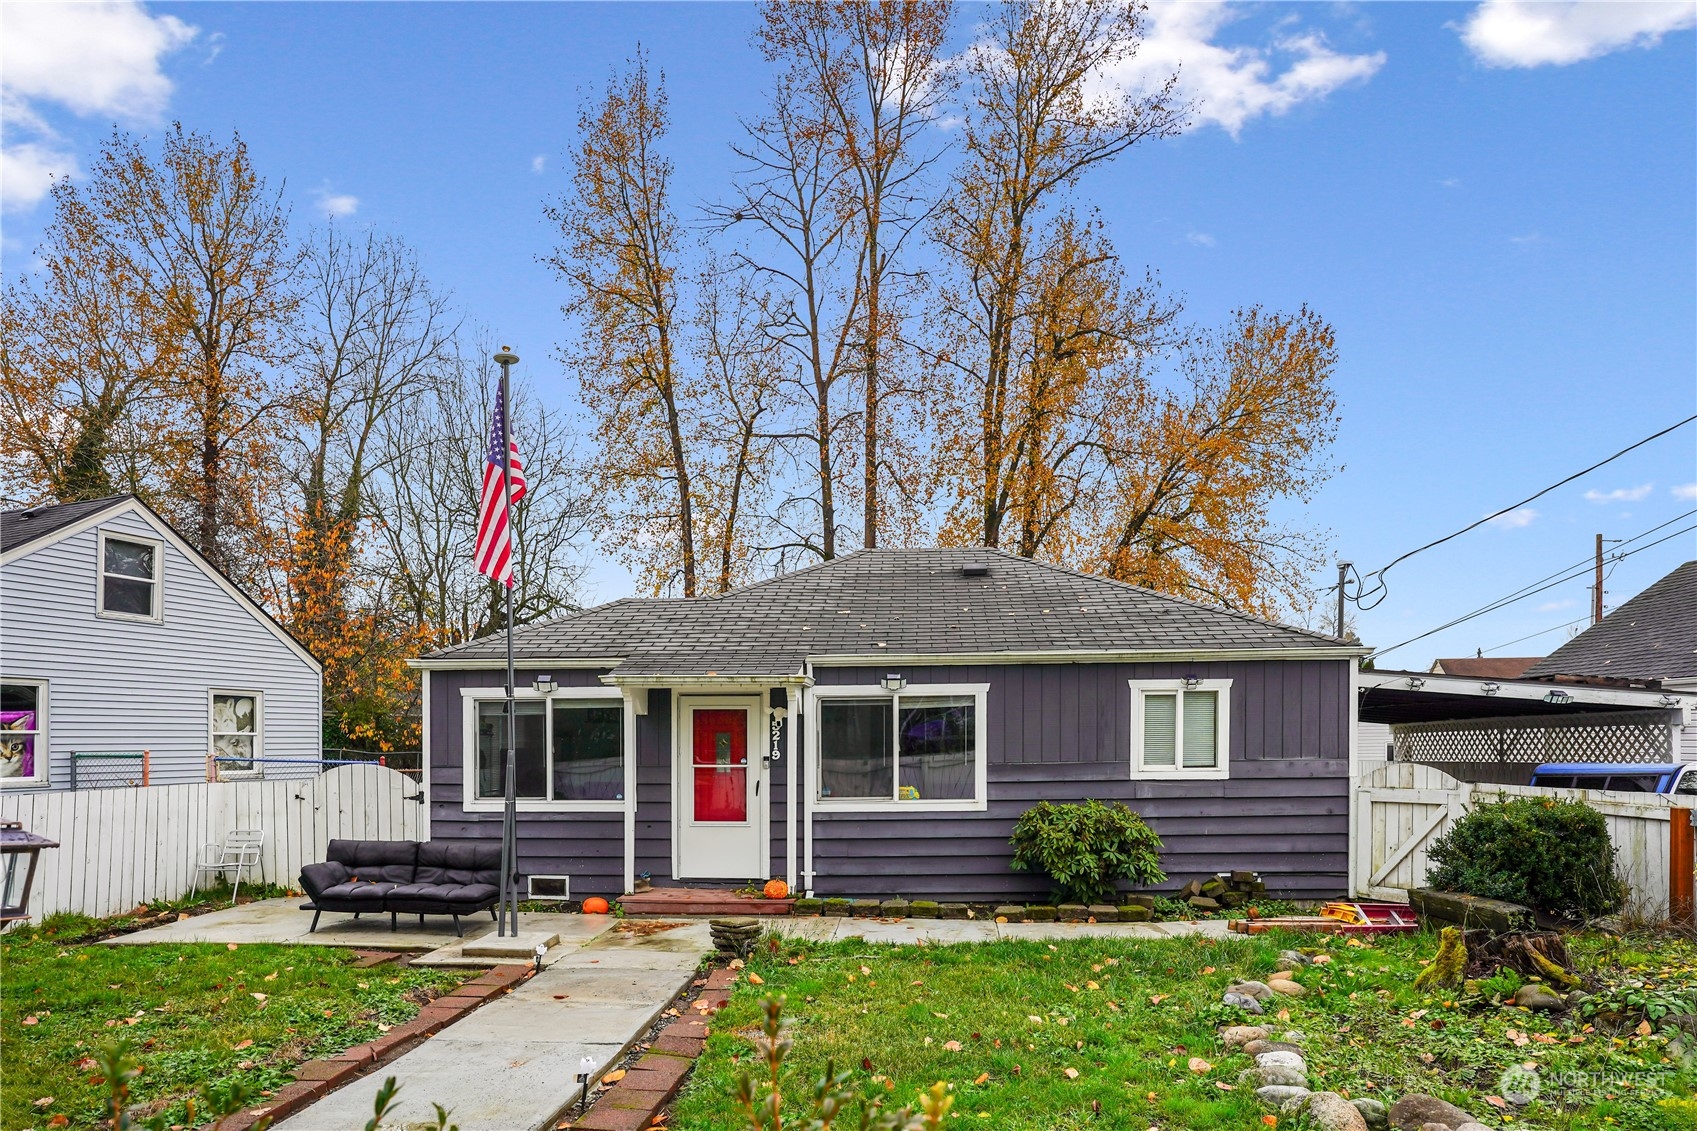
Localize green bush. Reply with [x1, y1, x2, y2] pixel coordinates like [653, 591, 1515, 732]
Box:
[1425, 795, 1626, 919]
[1008, 799, 1166, 906]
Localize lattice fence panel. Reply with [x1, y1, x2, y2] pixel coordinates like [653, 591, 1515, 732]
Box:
[1393, 710, 1674, 765]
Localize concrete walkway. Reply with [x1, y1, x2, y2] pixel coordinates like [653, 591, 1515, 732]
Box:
[776, 916, 1234, 944]
[277, 920, 714, 1131]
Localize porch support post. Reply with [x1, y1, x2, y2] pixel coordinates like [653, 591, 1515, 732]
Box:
[622, 688, 639, 895]
[785, 683, 798, 891]
[1671, 807, 1695, 928]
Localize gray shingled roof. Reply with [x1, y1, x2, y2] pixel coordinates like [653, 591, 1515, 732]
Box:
[424, 547, 1345, 676]
[1, 495, 130, 555]
[1524, 560, 1697, 683]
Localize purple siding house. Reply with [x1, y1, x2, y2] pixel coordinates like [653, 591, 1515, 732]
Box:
[412, 549, 1364, 903]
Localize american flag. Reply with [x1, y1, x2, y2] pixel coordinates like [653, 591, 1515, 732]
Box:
[474, 384, 527, 588]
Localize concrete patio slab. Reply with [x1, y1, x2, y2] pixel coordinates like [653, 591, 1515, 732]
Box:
[770, 916, 1233, 945]
[275, 921, 712, 1131]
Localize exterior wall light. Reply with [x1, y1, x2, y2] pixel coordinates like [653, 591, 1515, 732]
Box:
[1181, 674, 1203, 689]
[1543, 689, 1572, 705]
[1481, 682, 1500, 695]
[1406, 677, 1426, 691]
[533, 674, 557, 694]
[880, 674, 907, 692]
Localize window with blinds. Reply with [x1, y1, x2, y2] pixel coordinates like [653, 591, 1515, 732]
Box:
[1134, 682, 1229, 776]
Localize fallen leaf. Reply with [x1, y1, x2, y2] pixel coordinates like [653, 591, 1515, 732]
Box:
[973, 1072, 989, 1085]
[251, 993, 268, 1002]
[1063, 1067, 1079, 1080]
[1215, 1081, 1234, 1091]
[1148, 994, 1166, 1005]
[48, 1117, 69, 1128]
[33, 1097, 54, 1108]
[1085, 981, 1100, 991]
[602, 1069, 626, 1085]
[264, 972, 278, 982]
[76, 1059, 97, 1072]
[861, 965, 872, 975]
[1636, 1020, 1653, 1037]
[227, 943, 238, 951]
[747, 973, 765, 985]
[234, 1039, 253, 1050]
[22, 1016, 38, 1026]
[1485, 1096, 1507, 1109]
[1262, 1116, 1278, 1126]
[933, 1011, 949, 1019]
[943, 1040, 963, 1052]
[1202, 966, 1216, 975]
[1188, 1058, 1212, 1073]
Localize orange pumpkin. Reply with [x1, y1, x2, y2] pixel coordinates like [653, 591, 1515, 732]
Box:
[763, 879, 789, 900]
[582, 896, 611, 914]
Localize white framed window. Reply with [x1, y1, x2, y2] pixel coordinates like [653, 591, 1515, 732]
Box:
[97, 531, 163, 622]
[461, 686, 627, 812]
[811, 683, 989, 812]
[1, 680, 49, 787]
[211, 691, 263, 778]
[1130, 679, 1231, 780]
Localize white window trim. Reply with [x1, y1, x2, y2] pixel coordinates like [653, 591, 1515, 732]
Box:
[810, 682, 989, 813]
[1130, 678, 1232, 781]
[96, 530, 164, 623]
[210, 689, 264, 779]
[460, 685, 627, 813]
[1, 678, 50, 788]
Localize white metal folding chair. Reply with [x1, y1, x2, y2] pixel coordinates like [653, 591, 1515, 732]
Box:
[191, 830, 265, 904]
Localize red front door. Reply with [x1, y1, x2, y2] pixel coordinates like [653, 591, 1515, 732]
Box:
[692, 708, 748, 822]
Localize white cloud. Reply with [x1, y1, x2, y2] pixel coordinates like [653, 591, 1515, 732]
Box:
[1, 1, 197, 211]
[1099, 3, 1386, 137]
[1486, 507, 1538, 529]
[1674, 483, 1697, 501]
[311, 187, 360, 218]
[1583, 483, 1653, 503]
[531, 155, 547, 175]
[1186, 230, 1217, 247]
[1459, 1, 1696, 68]
[0, 142, 78, 210]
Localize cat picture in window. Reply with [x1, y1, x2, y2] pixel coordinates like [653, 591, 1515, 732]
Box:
[0, 711, 35, 778]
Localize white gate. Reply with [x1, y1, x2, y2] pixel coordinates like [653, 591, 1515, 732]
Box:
[0, 763, 426, 922]
[1354, 763, 1689, 924]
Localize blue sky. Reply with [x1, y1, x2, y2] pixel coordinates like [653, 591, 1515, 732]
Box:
[4, 1, 1694, 669]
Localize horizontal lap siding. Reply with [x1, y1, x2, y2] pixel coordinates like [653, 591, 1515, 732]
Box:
[809, 660, 1350, 900]
[635, 690, 671, 883]
[430, 668, 628, 894]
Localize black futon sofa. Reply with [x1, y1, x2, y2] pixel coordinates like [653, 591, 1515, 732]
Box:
[299, 839, 502, 935]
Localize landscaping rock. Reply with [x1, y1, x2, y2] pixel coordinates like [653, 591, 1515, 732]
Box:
[1057, 903, 1089, 922]
[937, 902, 969, 920]
[1453, 1125, 1494, 1131]
[1240, 1064, 1308, 1089]
[880, 899, 910, 918]
[1187, 896, 1221, 911]
[1227, 980, 1275, 1001]
[1221, 991, 1264, 1014]
[1218, 1025, 1269, 1049]
[1511, 984, 1564, 1011]
[993, 904, 1025, 923]
[1351, 1097, 1389, 1131]
[909, 900, 940, 918]
[1025, 905, 1057, 922]
[709, 918, 763, 956]
[1282, 1031, 1308, 1043]
[1116, 904, 1153, 921]
[1279, 949, 1313, 967]
[822, 898, 852, 917]
[1122, 893, 1157, 910]
[850, 899, 883, 918]
[1388, 1094, 1475, 1130]
[1255, 1085, 1311, 1107]
[1200, 877, 1228, 897]
[1242, 1040, 1304, 1058]
[1267, 978, 1307, 996]
[792, 898, 823, 916]
[1305, 1091, 1369, 1131]
[1255, 1050, 1306, 1072]
[1087, 904, 1119, 922]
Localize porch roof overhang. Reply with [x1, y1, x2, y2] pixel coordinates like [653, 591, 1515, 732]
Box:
[1358, 668, 1694, 726]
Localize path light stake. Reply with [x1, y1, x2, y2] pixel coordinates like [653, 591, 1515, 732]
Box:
[577, 1054, 594, 1113]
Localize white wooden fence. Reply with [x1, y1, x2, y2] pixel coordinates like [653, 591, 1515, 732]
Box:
[1354, 763, 1692, 923]
[0, 763, 425, 922]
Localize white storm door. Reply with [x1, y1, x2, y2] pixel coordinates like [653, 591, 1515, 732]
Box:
[675, 697, 763, 880]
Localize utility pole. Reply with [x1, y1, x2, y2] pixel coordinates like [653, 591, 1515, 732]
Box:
[1592, 533, 1604, 625]
[1336, 561, 1351, 640]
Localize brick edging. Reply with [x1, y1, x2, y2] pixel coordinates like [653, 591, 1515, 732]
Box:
[207, 963, 534, 1131]
[566, 967, 737, 1131]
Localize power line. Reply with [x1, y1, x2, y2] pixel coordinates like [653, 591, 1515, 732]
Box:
[1368, 521, 1696, 660]
[1482, 615, 1589, 655]
[1350, 414, 1697, 610]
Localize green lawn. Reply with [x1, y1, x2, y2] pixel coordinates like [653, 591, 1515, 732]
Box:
[669, 930, 1696, 1131]
[1, 913, 470, 1131]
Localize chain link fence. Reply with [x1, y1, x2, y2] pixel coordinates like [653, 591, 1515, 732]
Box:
[69, 751, 151, 790]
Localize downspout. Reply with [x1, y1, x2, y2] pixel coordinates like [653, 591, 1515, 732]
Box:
[786, 682, 798, 892]
[803, 660, 815, 898]
[622, 689, 638, 895]
[1347, 660, 1362, 899]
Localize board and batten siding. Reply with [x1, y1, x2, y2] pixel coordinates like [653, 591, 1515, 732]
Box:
[1, 509, 321, 790]
[807, 661, 1351, 901]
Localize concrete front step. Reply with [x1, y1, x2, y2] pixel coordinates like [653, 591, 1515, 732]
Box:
[618, 887, 795, 917]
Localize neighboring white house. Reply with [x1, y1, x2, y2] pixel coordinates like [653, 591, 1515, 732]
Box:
[1, 495, 322, 790]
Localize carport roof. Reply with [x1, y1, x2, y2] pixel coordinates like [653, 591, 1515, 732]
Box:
[1358, 668, 1688, 726]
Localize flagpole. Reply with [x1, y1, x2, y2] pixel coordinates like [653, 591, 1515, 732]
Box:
[493, 347, 520, 937]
